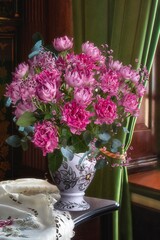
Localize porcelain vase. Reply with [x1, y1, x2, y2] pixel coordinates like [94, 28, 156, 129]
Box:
[50, 153, 96, 211]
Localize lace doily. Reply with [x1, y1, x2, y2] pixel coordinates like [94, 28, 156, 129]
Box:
[0, 178, 75, 239]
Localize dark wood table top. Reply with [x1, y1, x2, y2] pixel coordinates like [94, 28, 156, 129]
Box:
[70, 196, 119, 226]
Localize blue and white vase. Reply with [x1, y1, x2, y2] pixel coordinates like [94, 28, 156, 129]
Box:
[50, 153, 96, 211]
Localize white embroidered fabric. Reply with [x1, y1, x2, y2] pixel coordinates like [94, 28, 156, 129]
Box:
[0, 178, 75, 240]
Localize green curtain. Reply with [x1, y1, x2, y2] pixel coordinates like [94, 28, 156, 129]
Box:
[72, 0, 160, 240]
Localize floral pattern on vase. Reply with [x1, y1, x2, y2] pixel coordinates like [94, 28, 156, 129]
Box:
[50, 153, 96, 211]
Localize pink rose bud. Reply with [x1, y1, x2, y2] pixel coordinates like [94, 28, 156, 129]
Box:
[82, 41, 105, 64]
[13, 62, 29, 79]
[53, 36, 73, 52]
[109, 60, 122, 70]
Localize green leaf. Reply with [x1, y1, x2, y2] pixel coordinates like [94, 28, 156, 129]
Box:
[32, 32, 43, 44]
[24, 126, 34, 134]
[112, 139, 122, 148]
[111, 147, 118, 153]
[123, 127, 130, 133]
[61, 128, 72, 139]
[60, 128, 72, 146]
[71, 135, 88, 153]
[21, 138, 28, 151]
[83, 131, 92, 145]
[44, 113, 53, 120]
[45, 44, 58, 55]
[112, 123, 118, 133]
[28, 40, 43, 59]
[95, 158, 106, 170]
[6, 135, 21, 148]
[5, 97, 12, 107]
[78, 151, 90, 165]
[111, 139, 122, 153]
[100, 123, 109, 132]
[48, 149, 63, 173]
[99, 132, 111, 142]
[16, 112, 36, 127]
[61, 147, 74, 160]
[95, 139, 102, 148]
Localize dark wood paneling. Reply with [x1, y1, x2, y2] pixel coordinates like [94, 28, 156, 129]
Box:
[132, 204, 160, 240]
[129, 169, 160, 240]
[18, 0, 47, 61]
[0, 1, 22, 180]
[47, 0, 73, 41]
[73, 218, 100, 240]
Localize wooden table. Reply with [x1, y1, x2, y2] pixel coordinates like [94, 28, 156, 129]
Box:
[70, 196, 119, 240]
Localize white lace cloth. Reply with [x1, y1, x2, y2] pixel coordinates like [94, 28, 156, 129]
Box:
[0, 178, 75, 240]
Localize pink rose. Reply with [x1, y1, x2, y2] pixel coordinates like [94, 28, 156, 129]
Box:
[136, 84, 145, 97]
[14, 101, 36, 118]
[109, 60, 122, 70]
[130, 70, 140, 84]
[5, 82, 21, 104]
[120, 65, 133, 79]
[61, 101, 91, 134]
[32, 121, 58, 156]
[65, 69, 95, 87]
[13, 62, 29, 79]
[68, 53, 96, 71]
[82, 41, 105, 64]
[74, 87, 93, 106]
[65, 70, 85, 87]
[100, 70, 120, 95]
[53, 36, 73, 52]
[20, 78, 37, 101]
[94, 97, 117, 125]
[36, 70, 60, 103]
[121, 93, 139, 115]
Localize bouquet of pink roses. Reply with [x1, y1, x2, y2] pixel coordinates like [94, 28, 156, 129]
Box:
[5, 34, 149, 171]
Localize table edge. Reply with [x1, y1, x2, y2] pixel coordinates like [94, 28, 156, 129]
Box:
[71, 197, 119, 226]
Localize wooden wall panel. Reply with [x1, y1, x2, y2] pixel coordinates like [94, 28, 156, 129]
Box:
[128, 41, 160, 172]
[18, 0, 47, 61]
[47, 0, 73, 41]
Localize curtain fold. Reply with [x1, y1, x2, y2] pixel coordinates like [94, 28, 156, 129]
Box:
[72, 1, 160, 239]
